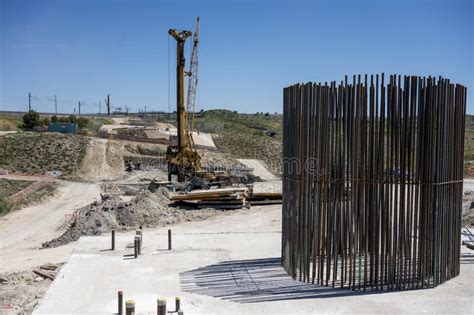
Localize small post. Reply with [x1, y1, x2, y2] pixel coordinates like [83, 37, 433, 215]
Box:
[136, 229, 142, 246]
[125, 300, 135, 315]
[118, 291, 123, 315]
[112, 229, 116, 250]
[168, 229, 172, 250]
[134, 236, 139, 258]
[175, 297, 180, 312]
[157, 297, 166, 315]
[178, 310, 184, 315]
[137, 236, 142, 255]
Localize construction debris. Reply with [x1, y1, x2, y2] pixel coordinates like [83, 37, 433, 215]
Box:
[0, 263, 63, 314]
[168, 187, 250, 209]
[33, 269, 55, 281]
[168, 184, 283, 208]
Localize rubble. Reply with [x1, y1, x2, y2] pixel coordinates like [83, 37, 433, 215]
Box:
[42, 187, 229, 248]
[0, 263, 62, 314]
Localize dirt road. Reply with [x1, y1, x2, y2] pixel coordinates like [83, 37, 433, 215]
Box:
[0, 181, 101, 273]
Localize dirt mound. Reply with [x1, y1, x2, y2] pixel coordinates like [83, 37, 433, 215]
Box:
[0, 132, 88, 177]
[42, 188, 222, 248]
[79, 138, 124, 181]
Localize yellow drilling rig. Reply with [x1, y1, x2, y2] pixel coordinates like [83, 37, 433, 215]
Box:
[166, 18, 203, 182]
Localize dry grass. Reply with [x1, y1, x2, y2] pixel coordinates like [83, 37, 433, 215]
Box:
[0, 132, 88, 177]
[0, 115, 21, 131]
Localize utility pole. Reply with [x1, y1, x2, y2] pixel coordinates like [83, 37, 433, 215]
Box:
[78, 101, 81, 115]
[54, 95, 57, 115]
[105, 94, 111, 115]
[99, 101, 101, 115]
[28, 92, 32, 111]
[144, 106, 147, 113]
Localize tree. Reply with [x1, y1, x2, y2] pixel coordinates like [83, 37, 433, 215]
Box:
[51, 115, 58, 122]
[22, 110, 40, 130]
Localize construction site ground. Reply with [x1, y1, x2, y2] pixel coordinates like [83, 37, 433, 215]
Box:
[0, 181, 101, 273]
[33, 204, 473, 314]
[1, 116, 473, 314]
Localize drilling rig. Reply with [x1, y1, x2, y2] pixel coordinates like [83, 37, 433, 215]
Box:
[166, 18, 202, 182]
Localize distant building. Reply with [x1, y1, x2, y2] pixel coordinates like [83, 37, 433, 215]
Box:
[48, 122, 78, 134]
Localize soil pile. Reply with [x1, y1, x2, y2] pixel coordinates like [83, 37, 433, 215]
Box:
[42, 188, 222, 248]
[79, 138, 124, 181]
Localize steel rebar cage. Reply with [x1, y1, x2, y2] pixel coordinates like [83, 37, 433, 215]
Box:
[282, 74, 467, 291]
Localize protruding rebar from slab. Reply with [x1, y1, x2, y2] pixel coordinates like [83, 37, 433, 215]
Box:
[118, 291, 123, 315]
[168, 229, 172, 250]
[111, 229, 115, 251]
[125, 300, 135, 315]
[175, 296, 181, 312]
[157, 297, 166, 315]
[134, 236, 139, 259]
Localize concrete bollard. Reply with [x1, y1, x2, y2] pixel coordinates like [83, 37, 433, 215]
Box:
[112, 229, 116, 250]
[168, 229, 172, 250]
[125, 300, 135, 315]
[118, 291, 123, 315]
[157, 297, 166, 315]
[175, 296, 180, 312]
[134, 236, 139, 258]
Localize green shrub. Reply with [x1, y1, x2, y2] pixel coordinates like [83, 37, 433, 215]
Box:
[22, 110, 40, 130]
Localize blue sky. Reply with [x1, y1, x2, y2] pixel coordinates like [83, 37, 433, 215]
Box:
[0, 0, 472, 114]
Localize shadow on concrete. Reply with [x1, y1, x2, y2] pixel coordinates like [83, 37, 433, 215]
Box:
[461, 252, 474, 264]
[181, 255, 474, 303]
[123, 254, 136, 260]
[179, 257, 387, 303]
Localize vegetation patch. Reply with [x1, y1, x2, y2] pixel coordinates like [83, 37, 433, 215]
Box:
[190, 110, 283, 175]
[0, 179, 58, 216]
[0, 133, 88, 177]
[0, 179, 32, 199]
[0, 114, 22, 131]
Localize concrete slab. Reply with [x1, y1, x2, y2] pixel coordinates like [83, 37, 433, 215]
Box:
[34, 205, 474, 314]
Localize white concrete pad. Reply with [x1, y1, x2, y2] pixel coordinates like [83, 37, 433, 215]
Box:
[34, 206, 474, 314]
